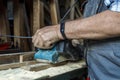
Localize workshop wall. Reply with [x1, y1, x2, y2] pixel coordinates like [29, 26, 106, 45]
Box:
[0, 0, 85, 53]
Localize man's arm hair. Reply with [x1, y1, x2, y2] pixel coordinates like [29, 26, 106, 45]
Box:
[57, 10, 120, 40]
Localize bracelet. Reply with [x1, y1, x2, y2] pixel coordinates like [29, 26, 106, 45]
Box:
[60, 21, 67, 39]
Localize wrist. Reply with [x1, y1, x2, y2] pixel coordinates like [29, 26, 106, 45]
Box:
[60, 22, 67, 40]
[56, 25, 64, 40]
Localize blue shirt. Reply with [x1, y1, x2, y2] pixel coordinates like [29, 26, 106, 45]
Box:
[104, 0, 120, 12]
[87, 1, 120, 80]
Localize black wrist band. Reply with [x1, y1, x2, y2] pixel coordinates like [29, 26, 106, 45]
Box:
[60, 21, 67, 39]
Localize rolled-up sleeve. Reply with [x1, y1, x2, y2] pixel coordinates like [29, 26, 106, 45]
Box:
[104, 0, 120, 12]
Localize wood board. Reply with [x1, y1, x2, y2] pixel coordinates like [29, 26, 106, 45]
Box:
[0, 51, 35, 64]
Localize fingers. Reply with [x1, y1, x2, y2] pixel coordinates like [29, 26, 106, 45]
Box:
[33, 31, 44, 48]
[32, 26, 60, 49]
[44, 41, 54, 49]
[32, 30, 42, 47]
[32, 30, 40, 43]
[34, 41, 53, 49]
[32, 30, 50, 49]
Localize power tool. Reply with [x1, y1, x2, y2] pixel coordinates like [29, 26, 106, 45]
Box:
[34, 40, 84, 63]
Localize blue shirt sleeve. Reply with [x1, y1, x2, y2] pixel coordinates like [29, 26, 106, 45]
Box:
[104, 0, 120, 12]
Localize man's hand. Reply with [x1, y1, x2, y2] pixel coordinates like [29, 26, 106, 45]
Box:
[32, 25, 62, 49]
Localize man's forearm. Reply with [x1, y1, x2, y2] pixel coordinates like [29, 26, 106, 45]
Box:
[57, 10, 120, 40]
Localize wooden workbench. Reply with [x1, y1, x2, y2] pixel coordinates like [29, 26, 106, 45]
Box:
[0, 61, 86, 80]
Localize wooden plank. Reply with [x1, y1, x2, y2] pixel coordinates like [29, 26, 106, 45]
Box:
[35, 61, 86, 80]
[0, 49, 20, 54]
[13, 0, 20, 48]
[0, 52, 35, 64]
[19, 55, 23, 63]
[13, 0, 30, 51]
[22, 2, 31, 51]
[50, 0, 58, 24]
[13, 0, 23, 49]
[70, 0, 75, 20]
[40, 2, 44, 27]
[0, 0, 10, 42]
[0, 51, 35, 56]
[55, 0, 60, 22]
[21, 63, 52, 71]
[25, 0, 33, 34]
[65, 0, 70, 12]
[75, 5, 83, 18]
[33, 0, 41, 34]
[23, 0, 33, 51]
[0, 61, 38, 70]
[21, 61, 68, 71]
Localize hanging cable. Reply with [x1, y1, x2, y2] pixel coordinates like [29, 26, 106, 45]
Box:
[0, 35, 32, 39]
